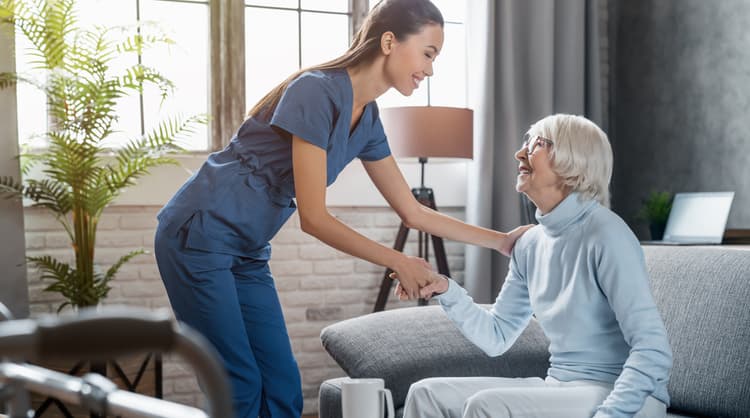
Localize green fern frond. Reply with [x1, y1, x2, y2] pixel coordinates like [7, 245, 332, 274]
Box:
[74, 166, 118, 216]
[0, 0, 28, 30]
[0, 176, 72, 216]
[7, 0, 66, 70]
[44, 69, 124, 140]
[0, 175, 24, 199]
[0, 70, 47, 91]
[54, 302, 70, 313]
[115, 21, 174, 56]
[121, 64, 175, 100]
[45, 130, 100, 169]
[28, 254, 104, 310]
[6, 0, 200, 309]
[42, 0, 75, 68]
[104, 249, 145, 282]
[53, 0, 77, 38]
[105, 154, 179, 193]
[105, 114, 203, 190]
[0, 2, 14, 21]
[27, 254, 79, 311]
[150, 114, 207, 148]
[27, 255, 73, 280]
[0, 71, 19, 89]
[0, 176, 70, 214]
[70, 26, 116, 71]
[18, 150, 44, 175]
[24, 178, 73, 213]
[117, 114, 202, 160]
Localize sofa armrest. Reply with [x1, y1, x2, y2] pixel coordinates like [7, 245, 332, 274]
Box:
[320, 305, 550, 408]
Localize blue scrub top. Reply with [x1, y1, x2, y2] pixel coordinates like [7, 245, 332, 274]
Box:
[157, 68, 392, 260]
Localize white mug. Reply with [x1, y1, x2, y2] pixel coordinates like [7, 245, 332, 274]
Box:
[341, 378, 395, 418]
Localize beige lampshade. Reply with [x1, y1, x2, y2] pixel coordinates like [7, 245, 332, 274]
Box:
[379, 106, 473, 159]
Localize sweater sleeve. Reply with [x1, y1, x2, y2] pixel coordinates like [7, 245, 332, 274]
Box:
[437, 249, 534, 357]
[592, 232, 673, 418]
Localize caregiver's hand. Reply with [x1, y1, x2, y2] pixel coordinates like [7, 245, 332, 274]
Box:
[389, 255, 433, 300]
[496, 224, 535, 257]
[393, 270, 448, 301]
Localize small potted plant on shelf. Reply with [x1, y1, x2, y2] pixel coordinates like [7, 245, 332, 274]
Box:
[0, 0, 205, 313]
[637, 191, 673, 240]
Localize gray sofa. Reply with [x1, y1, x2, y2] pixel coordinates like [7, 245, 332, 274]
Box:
[319, 246, 750, 418]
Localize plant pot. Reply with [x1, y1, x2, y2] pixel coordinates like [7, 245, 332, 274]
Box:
[649, 222, 667, 241]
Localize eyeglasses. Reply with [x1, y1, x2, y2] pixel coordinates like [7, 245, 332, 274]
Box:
[521, 133, 554, 155]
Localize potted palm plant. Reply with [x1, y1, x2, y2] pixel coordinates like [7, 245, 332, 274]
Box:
[637, 191, 673, 240]
[0, 0, 205, 313]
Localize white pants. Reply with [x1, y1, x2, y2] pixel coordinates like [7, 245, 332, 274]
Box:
[402, 376, 667, 418]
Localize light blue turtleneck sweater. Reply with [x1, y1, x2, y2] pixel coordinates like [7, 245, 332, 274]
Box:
[437, 193, 672, 418]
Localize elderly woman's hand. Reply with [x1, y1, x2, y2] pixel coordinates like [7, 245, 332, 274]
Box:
[388, 256, 433, 300]
[496, 224, 535, 257]
[393, 270, 449, 301]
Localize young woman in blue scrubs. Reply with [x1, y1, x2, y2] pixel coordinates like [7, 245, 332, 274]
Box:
[154, 1, 529, 416]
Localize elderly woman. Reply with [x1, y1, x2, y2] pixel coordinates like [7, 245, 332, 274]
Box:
[399, 114, 672, 418]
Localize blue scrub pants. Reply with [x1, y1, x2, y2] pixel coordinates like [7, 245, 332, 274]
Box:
[154, 220, 303, 418]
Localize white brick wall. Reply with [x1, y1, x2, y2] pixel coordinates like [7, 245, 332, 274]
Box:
[23, 205, 465, 415]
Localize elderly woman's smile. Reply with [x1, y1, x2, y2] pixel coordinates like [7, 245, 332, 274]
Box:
[513, 136, 566, 213]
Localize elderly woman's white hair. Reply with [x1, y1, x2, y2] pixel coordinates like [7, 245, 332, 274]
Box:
[526, 114, 613, 207]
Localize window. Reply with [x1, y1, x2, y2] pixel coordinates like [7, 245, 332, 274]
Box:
[15, 0, 209, 150]
[244, 1, 350, 110]
[370, 0, 467, 109]
[14, 0, 465, 151]
[139, 0, 210, 151]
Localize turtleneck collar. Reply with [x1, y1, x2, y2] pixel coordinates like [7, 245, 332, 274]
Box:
[535, 192, 597, 236]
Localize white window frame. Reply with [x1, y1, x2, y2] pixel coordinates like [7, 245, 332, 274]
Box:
[4, 0, 468, 207]
[212, 0, 366, 151]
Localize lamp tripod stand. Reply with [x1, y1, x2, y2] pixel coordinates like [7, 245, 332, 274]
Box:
[373, 157, 451, 312]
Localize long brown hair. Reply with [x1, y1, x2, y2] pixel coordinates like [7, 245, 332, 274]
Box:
[247, 0, 444, 119]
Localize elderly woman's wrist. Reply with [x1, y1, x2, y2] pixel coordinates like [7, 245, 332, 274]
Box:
[433, 274, 452, 295]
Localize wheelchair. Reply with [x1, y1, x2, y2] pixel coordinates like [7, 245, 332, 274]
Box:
[0, 302, 232, 418]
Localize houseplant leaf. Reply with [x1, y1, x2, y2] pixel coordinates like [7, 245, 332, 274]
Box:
[1, 0, 206, 311]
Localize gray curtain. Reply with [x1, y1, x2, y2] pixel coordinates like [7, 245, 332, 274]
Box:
[464, 0, 603, 302]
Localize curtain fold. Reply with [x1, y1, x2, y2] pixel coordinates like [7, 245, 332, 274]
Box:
[464, 0, 603, 301]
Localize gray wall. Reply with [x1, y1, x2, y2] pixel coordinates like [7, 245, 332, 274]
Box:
[610, 0, 750, 237]
[1, 26, 30, 318]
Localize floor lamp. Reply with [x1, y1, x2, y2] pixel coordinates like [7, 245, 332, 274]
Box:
[373, 106, 473, 312]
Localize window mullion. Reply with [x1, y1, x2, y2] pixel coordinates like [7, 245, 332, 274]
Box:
[136, 0, 146, 137]
[350, 0, 368, 39]
[210, 0, 246, 151]
[298, 0, 302, 69]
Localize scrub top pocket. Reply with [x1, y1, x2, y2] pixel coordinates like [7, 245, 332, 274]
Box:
[182, 177, 296, 261]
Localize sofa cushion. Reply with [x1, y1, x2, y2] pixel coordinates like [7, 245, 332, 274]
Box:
[320, 305, 550, 408]
[318, 377, 347, 418]
[644, 246, 750, 418]
[319, 377, 407, 418]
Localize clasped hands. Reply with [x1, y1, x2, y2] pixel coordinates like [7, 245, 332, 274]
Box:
[388, 224, 534, 301]
[389, 256, 449, 301]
